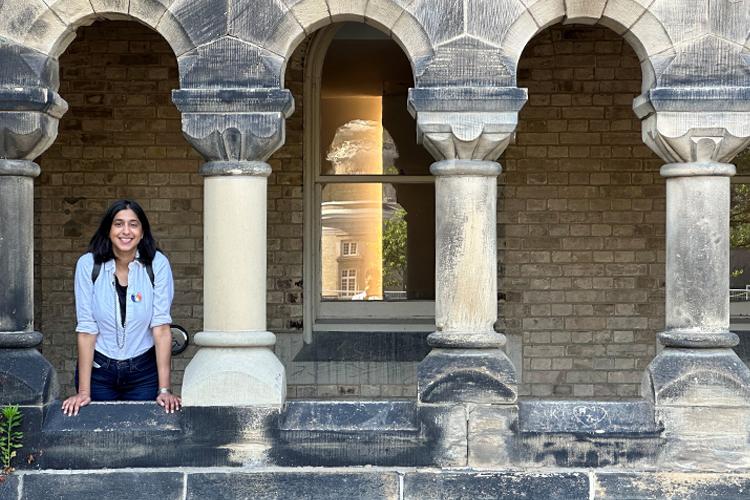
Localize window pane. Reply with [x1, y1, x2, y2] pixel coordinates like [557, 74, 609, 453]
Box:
[731, 179, 750, 296]
[321, 183, 435, 301]
[319, 29, 433, 176]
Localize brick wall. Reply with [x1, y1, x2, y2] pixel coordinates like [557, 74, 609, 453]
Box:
[501, 26, 665, 398]
[34, 21, 665, 401]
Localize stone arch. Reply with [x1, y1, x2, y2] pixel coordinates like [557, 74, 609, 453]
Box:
[502, 0, 676, 92]
[11, 0, 189, 59]
[277, 2, 434, 85]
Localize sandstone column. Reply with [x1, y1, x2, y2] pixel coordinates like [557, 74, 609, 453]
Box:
[408, 87, 527, 404]
[636, 89, 750, 469]
[173, 88, 294, 406]
[0, 85, 66, 406]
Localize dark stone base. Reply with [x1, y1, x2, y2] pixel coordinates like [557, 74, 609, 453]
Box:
[8, 470, 750, 500]
[403, 471, 589, 500]
[187, 471, 399, 500]
[0, 348, 58, 405]
[417, 348, 517, 403]
[36, 401, 465, 469]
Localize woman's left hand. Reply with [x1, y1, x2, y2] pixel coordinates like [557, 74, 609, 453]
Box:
[156, 392, 181, 413]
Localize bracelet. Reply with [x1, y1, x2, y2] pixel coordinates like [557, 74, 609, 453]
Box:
[158, 387, 172, 395]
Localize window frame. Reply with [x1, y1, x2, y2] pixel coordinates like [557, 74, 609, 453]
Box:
[302, 25, 435, 342]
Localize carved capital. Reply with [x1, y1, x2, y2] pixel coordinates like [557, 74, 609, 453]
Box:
[171, 88, 294, 162]
[0, 87, 68, 160]
[408, 87, 527, 161]
[635, 87, 750, 163]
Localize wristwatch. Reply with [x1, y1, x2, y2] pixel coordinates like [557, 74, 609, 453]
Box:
[158, 387, 172, 395]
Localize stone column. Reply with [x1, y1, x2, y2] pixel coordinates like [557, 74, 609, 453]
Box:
[636, 89, 750, 469]
[0, 85, 67, 406]
[173, 88, 294, 406]
[408, 87, 527, 404]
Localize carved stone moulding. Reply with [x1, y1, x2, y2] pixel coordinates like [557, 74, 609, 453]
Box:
[407, 86, 528, 161]
[0, 87, 68, 160]
[643, 348, 750, 408]
[171, 87, 295, 162]
[634, 86, 750, 164]
[418, 348, 518, 405]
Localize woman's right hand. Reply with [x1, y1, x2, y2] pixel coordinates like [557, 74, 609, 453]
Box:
[61, 392, 91, 416]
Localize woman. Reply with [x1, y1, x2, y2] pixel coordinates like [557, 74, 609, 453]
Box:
[62, 200, 181, 415]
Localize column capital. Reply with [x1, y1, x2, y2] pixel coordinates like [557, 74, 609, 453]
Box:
[171, 87, 294, 162]
[635, 87, 750, 164]
[0, 87, 68, 160]
[408, 86, 527, 162]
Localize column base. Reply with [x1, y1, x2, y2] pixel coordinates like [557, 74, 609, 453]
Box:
[644, 348, 750, 470]
[0, 345, 58, 405]
[658, 328, 739, 348]
[0, 330, 43, 348]
[418, 349, 517, 404]
[181, 341, 286, 407]
[427, 330, 506, 349]
[642, 347, 750, 407]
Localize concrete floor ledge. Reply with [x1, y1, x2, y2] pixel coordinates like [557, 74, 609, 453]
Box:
[2, 469, 750, 499]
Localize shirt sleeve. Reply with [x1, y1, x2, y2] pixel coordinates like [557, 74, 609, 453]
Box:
[150, 252, 174, 328]
[74, 254, 99, 334]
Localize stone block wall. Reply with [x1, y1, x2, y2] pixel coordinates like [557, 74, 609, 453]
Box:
[501, 26, 665, 398]
[34, 21, 665, 400]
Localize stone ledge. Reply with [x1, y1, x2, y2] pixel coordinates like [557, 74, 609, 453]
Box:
[6, 469, 750, 499]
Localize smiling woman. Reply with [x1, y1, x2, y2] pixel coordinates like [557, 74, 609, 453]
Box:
[60, 199, 181, 415]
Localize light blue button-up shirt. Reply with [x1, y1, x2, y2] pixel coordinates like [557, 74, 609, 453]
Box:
[74, 251, 174, 360]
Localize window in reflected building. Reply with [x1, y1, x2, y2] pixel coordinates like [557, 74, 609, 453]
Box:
[304, 22, 436, 335]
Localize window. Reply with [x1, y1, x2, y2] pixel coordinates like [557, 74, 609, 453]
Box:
[303, 23, 436, 339]
[339, 269, 358, 298]
[341, 240, 358, 257]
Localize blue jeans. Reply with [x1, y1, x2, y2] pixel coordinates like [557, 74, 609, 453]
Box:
[76, 347, 158, 401]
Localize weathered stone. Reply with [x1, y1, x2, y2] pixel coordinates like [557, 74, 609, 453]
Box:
[403, 471, 590, 500]
[593, 472, 750, 499]
[0, 42, 58, 89]
[418, 349, 517, 404]
[186, 471, 400, 500]
[229, 0, 305, 57]
[90, 0, 129, 17]
[177, 37, 283, 89]
[162, 0, 228, 56]
[129, 0, 177, 31]
[271, 401, 425, 466]
[518, 400, 660, 434]
[467, 405, 517, 467]
[0, 349, 57, 405]
[23, 472, 184, 500]
[39, 402, 277, 468]
[417, 404, 468, 467]
[287, 0, 330, 35]
[0, 474, 19, 500]
[408, 87, 527, 160]
[655, 405, 750, 471]
[293, 330, 431, 362]
[172, 88, 293, 161]
[564, 0, 606, 24]
[643, 348, 750, 407]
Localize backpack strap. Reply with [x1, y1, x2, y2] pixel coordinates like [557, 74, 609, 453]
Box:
[91, 261, 102, 284]
[145, 262, 154, 287]
[91, 260, 154, 287]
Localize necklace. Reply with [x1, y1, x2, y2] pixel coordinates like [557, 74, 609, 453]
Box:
[113, 273, 127, 349]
